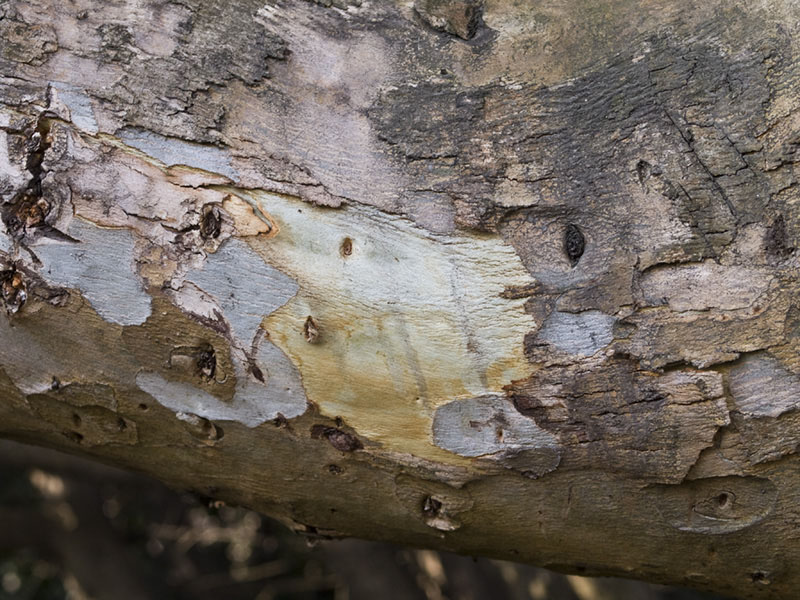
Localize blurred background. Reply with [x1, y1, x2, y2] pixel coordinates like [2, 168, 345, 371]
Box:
[0, 440, 732, 600]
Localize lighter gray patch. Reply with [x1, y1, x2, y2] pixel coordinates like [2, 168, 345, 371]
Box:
[0, 128, 28, 198]
[639, 262, 770, 312]
[433, 395, 559, 456]
[136, 331, 307, 426]
[433, 396, 561, 476]
[0, 223, 11, 253]
[51, 82, 99, 134]
[184, 238, 298, 345]
[729, 353, 800, 418]
[119, 128, 239, 180]
[150, 237, 307, 424]
[536, 310, 615, 356]
[33, 218, 151, 325]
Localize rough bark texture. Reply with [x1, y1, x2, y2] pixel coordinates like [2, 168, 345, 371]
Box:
[1, 0, 799, 597]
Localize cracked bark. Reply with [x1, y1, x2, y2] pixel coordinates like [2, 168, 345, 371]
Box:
[1, 0, 799, 597]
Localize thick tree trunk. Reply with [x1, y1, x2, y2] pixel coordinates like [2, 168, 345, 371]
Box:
[1, 0, 799, 597]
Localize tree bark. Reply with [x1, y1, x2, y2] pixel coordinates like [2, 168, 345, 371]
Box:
[1, 0, 799, 597]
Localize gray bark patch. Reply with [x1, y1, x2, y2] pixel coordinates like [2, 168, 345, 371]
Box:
[148, 237, 308, 426]
[729, 353, 800, 418]
[432, 395, 561, 476]
[50, 82, 98, 134]
[183, 238, 299, 346]
[535, 310, 615, 356]
[34, 218, 151, 326]
[137, 335, 307, 427]
[119, 128, 239, 181]
[0, 225, 11, 254]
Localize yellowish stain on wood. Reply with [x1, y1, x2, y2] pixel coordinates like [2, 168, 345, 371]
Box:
[232, 189, 537, 464]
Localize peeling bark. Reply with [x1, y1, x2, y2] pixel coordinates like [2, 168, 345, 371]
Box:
[1, 0, 800, 597]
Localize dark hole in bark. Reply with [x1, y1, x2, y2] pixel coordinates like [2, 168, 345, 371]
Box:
[310, 425, 362, 452]
[636, 159, 652, 186]
[422, 496, 443, 517]
[564, 224, 585, 266]
[340, 237, 353, 257]
[197, 346, 216, 379]
[208, 422, 223, 441]
[765, 214, 793, 259]
[751, 571, 769, 585]
[200, 205, 222, 239]
[250, 363, 265, 382]
[0, 268, 27, 314]
[304, 316, 320, 343]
